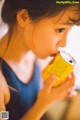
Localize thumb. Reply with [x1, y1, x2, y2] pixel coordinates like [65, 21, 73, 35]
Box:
[44, 74, 58, 94]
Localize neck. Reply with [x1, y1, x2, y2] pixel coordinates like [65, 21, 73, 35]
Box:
[0, 24, 29, 63]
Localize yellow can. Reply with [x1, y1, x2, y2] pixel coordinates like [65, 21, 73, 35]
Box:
[42, 51, 76, 87]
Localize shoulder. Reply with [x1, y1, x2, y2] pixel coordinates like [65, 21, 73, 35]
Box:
[0, 71, 10, 105]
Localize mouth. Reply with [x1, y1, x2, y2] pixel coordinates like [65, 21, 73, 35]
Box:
[50, 52, 59, 57]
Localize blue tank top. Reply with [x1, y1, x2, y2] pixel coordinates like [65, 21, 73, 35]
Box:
[1, 59, 41, 120]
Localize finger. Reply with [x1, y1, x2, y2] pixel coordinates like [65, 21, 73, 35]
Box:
[66, 72, 75, 79]
[63, 73, 75, 87]
[67, 90, 77, 98]
[67, 90, 77, 95]
[43, 75, 58, 94]
[47, 72, 75, 101]
[51, 77, 75, 96]
[59, 90, 77, 101]
[67, 72, 75, 81]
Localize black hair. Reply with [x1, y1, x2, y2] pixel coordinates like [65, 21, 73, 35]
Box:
[1, 0, 80, 26]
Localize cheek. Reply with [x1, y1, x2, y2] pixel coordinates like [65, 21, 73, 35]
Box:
[23, 23, 35, 49]
[32, 25, 58, 53]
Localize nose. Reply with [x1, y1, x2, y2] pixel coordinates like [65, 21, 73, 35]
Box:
[57, 36, 67, 47]
[59, 39, 67, 47]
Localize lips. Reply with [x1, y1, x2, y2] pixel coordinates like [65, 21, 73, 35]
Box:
[50, 52, 59, 57]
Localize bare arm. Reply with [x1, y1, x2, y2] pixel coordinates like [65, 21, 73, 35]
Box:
[21, 99, 47, 120]
[0, 86, 6, 120]
[0, 78, 6, 111]
[0, 71, 10, 112]
[0, 88, 6, 111]
[0, 71, 10, 120]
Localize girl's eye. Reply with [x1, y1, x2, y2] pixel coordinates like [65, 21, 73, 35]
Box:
[57, 28, 65, 33]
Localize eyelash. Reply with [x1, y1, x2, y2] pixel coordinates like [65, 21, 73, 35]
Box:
[57, 28, 65, 33]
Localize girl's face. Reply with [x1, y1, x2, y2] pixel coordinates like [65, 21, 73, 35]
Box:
[23, 6, 79, 59]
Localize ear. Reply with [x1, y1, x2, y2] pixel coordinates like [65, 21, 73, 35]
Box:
[17, 9, 29, 28]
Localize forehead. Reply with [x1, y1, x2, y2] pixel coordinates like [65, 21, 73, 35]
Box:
[51, 6, 80, 25]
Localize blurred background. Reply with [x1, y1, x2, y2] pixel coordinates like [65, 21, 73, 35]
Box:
[0, 1, 80, 120]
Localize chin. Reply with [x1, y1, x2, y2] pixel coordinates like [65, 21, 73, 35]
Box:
[36, 54, 48, 59]
[38, 56, 47, 59]
[50, 51, 59, 57]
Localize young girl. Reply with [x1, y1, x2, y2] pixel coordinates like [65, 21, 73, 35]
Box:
[0, 0, 80, 120]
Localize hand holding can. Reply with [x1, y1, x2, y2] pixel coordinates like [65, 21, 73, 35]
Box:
[42, 51, 76, 87]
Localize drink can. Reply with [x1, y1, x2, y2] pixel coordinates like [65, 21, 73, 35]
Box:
[42, 51, 76, 87]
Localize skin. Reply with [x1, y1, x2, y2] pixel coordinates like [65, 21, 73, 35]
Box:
[0, 5, 79, 120]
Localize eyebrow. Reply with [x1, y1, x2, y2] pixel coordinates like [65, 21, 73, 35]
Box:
[59, 17, 80, 25]
[68, 17, 80, 25]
